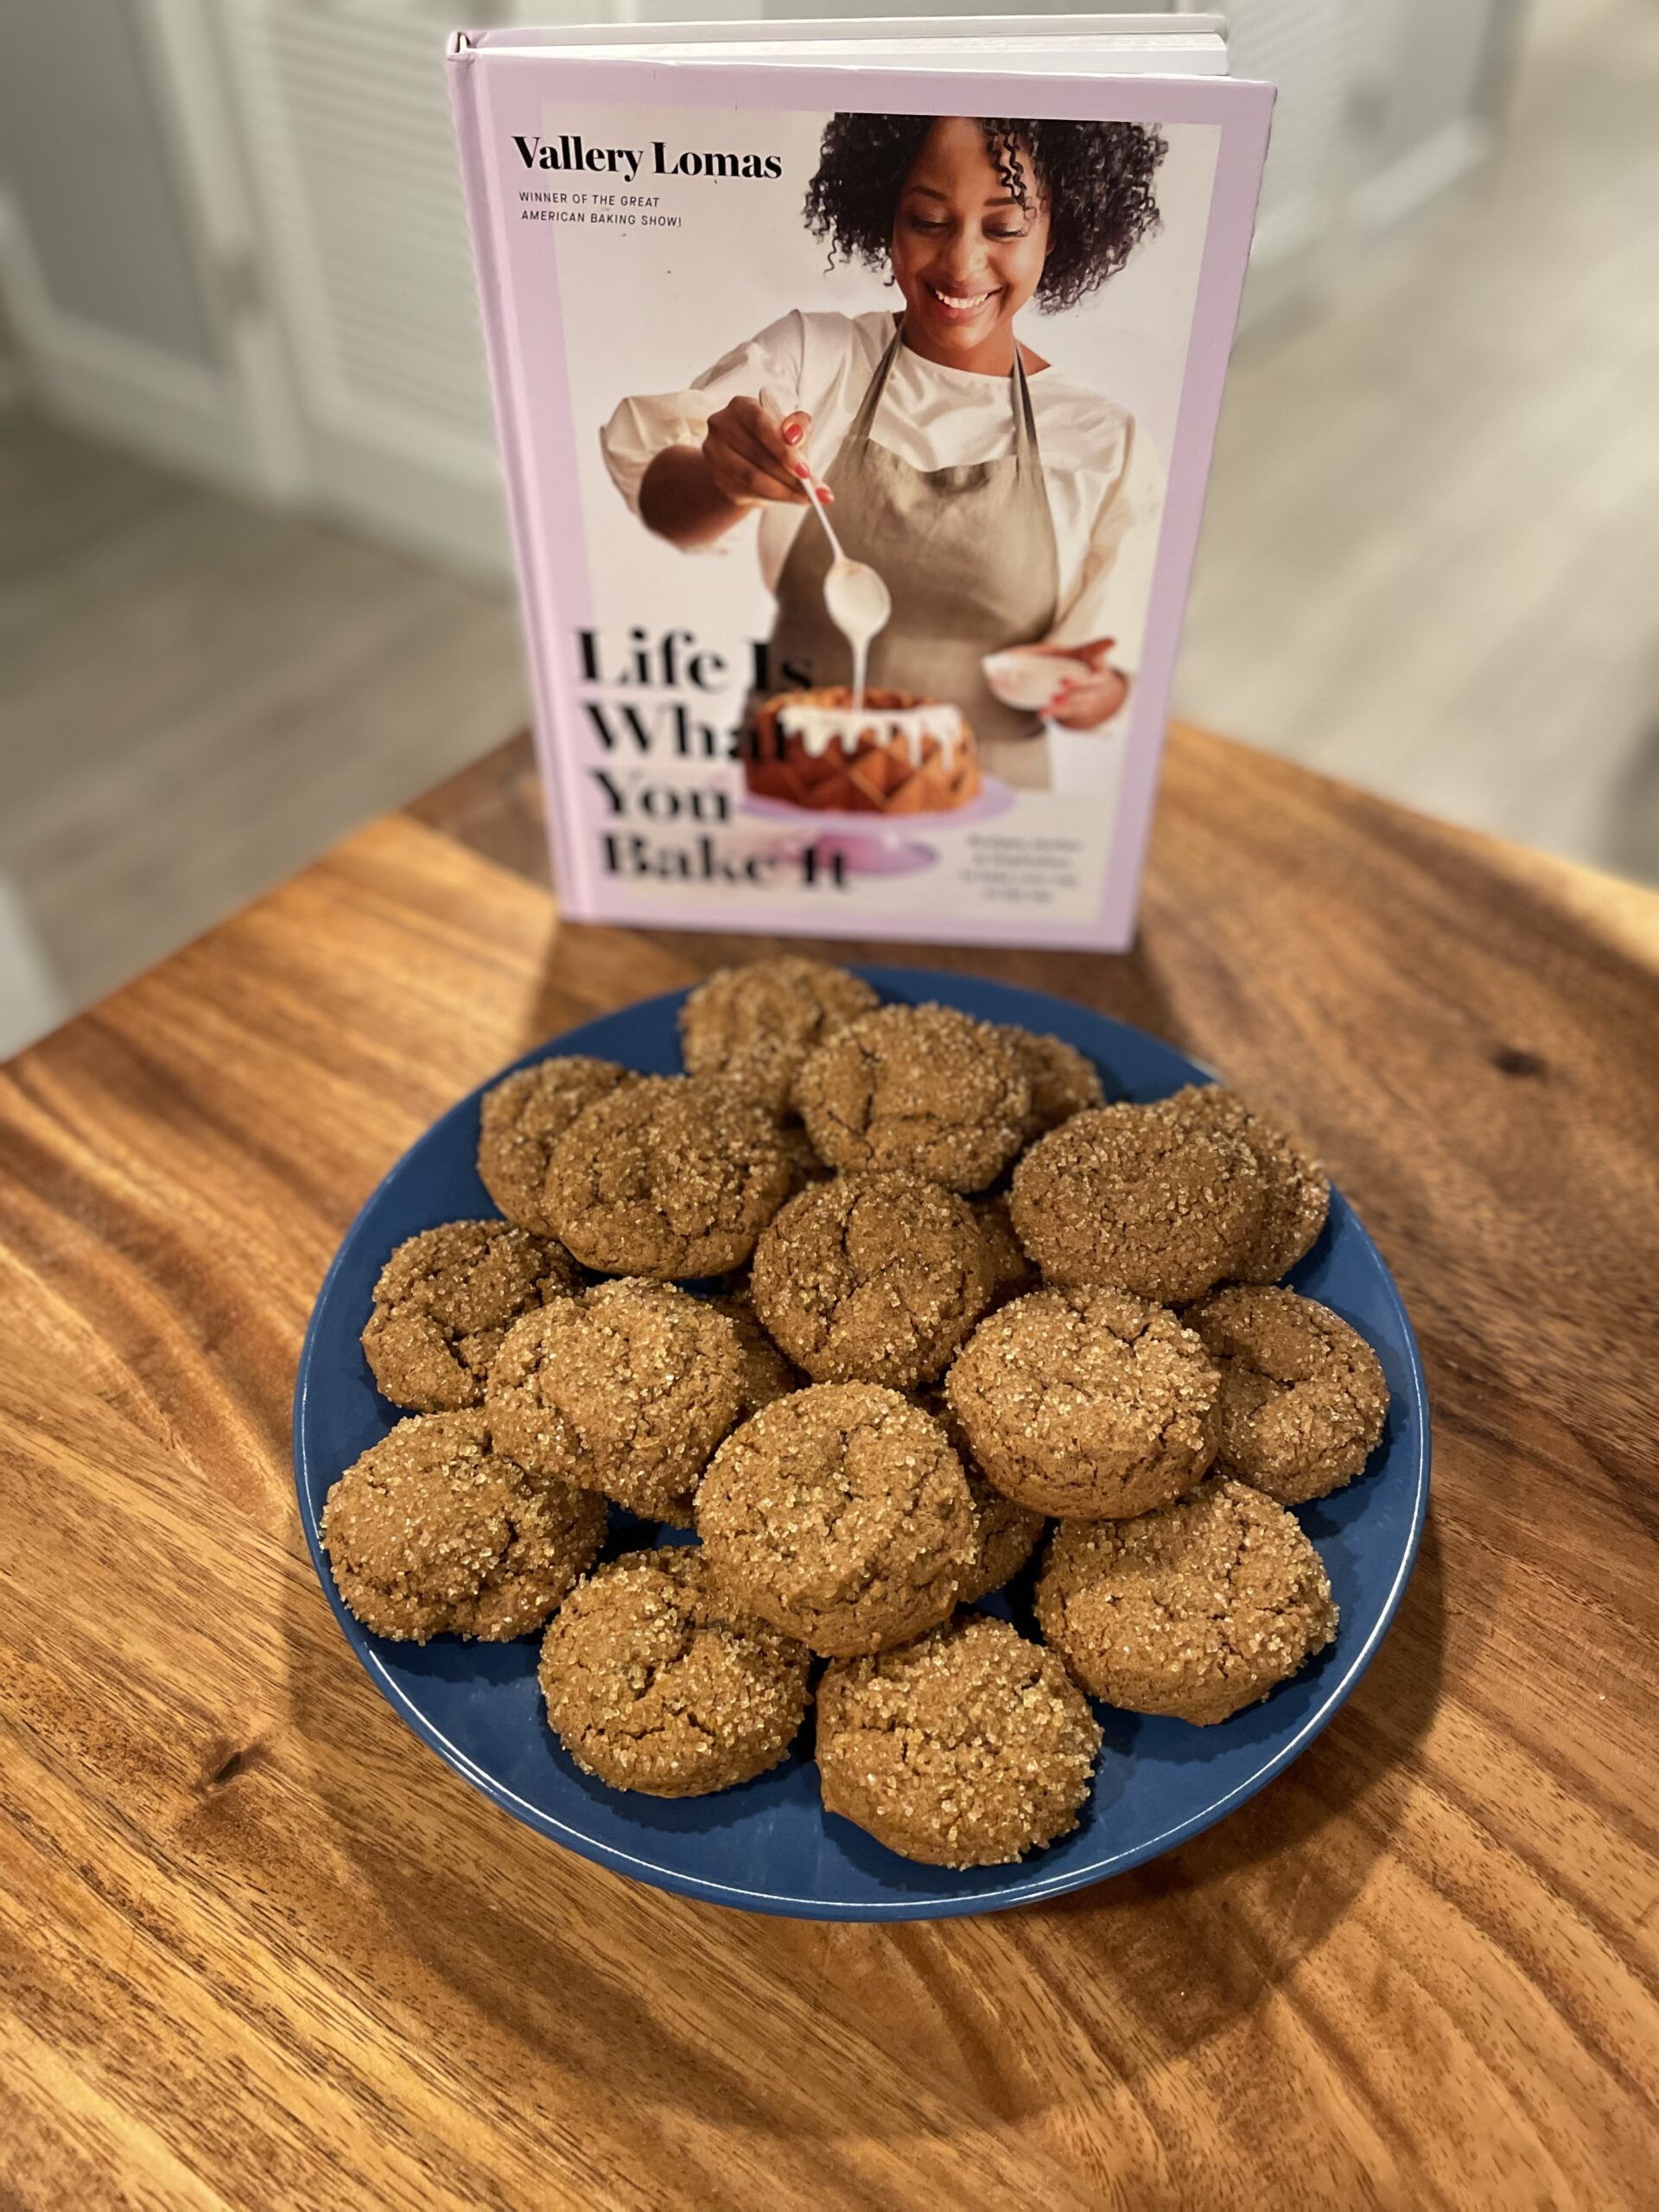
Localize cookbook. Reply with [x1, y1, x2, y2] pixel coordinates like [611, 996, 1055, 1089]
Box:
[448, 17, 1273, 948]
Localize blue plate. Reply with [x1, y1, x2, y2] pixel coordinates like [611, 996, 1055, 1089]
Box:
[294, 968, 1429, 1919]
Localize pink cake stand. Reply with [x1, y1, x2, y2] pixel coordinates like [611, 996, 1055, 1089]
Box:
[741, 773, 1015, 876]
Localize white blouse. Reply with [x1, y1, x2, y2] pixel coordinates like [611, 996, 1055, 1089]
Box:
[600, 308, 1163, 664]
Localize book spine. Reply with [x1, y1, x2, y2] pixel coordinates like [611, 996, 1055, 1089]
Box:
[445, 42, 591, 916]
[1095, 75, 1274, 949]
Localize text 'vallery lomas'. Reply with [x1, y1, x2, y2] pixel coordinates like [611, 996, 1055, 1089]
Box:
[513, 133, 783, 181]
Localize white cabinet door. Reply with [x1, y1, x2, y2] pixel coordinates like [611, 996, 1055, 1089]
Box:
[211, 0, 517, 577]
[0, 0, 305, 501]
[1226, 0, 1365, 325]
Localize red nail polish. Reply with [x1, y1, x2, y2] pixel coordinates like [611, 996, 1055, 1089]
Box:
[791, 461, 810, 478]
[783, 423, 802, 445]
[817, 487, 833, 502]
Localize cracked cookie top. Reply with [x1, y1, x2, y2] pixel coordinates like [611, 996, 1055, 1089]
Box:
[696, 1382, 976, 1656]
[791, 1002, 1029, 1193]
[321, 1411, 606, 1643]
[486, 1279, 745, 1525]
[945, 1286, 1220, 1520]
[1150, 1085, 1330, 1283]
[1185, 1284, 1388, 1504]
[817, 1614, 1101, 1868]
[476, 1055, 641, 1236]
[678, 957, 880, 1117]
[538, 1547, 810, 1797]
[1010, 1100, 1268, 1303]
[1036, 1477, 1338, 1726]
[750, 1171, 995, 1389]
[544, 1075, 792, 1279]
[360, 1219, 582, 1412]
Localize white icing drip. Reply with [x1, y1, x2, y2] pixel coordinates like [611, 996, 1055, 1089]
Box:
[777, 700, 965, 766]
[823, 556, 891, 715]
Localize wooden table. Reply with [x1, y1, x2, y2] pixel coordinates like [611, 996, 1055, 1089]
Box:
[3, 728, 1656, 2211]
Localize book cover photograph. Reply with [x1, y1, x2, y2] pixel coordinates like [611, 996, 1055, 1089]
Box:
[448, 30, 1273, 947]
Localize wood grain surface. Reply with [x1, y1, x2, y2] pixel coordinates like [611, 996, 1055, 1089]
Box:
[3, 726, 1656, 2211]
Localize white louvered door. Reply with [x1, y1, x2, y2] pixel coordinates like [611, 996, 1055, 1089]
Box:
[1224, 0, 1366, 327]
[213, 0, 518, 576]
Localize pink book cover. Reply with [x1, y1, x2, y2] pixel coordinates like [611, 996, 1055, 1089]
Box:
[447, 28, 1273, 950]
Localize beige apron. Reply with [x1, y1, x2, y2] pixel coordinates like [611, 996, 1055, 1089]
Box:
[766, 324, 1062, 789]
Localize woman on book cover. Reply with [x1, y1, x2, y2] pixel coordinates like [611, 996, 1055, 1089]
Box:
[601, 113, 1166, 792]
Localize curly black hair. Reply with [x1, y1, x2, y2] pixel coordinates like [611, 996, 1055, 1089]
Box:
[804, 115, 1165, 313]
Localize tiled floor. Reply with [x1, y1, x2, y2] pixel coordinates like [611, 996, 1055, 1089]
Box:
[3, 0, 1655, 1058]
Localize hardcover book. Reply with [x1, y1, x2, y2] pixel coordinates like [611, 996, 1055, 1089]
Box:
[448, 16, 1273, 948]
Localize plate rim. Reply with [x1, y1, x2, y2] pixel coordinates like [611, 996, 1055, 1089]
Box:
[293, 970, 1432, 1920]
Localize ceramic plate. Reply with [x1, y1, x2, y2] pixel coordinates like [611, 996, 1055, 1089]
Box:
[293, 968, 1429, 1919]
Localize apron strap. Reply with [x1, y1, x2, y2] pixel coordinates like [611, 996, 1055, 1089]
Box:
[846, 325, 904, 450]
[855, 321, 1043, 477]
[1012, 350, 1040, 481]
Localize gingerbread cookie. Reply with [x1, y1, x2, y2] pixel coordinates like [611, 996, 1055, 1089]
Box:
[321, 1411, 604, 1643]
[996, 1023, 1106, 1142]
[697, 1382, 975, 1656]
[678, 958, 879, 1117]
[817, 1614, 1101, 1866]
[946, 1286, 1219, 1521]
[476, 1055, 639, 1236]
[1010, 1102, 1266, 1304]
[750, 1171, 994, 1389]
[545, 1076, 791, 1278]
[1036, 1478, 1338, 1725]
[791, 1003, 1028, 1193]
[1153, 1086, 1330, 1282]
[360, 1220, 581, 1412]
[486, 1279, 744, 1525]
[1186, 1285, 1388, 1503]
[539, 1548, 810, 1796]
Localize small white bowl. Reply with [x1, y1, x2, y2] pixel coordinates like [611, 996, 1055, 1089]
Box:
[981, 647, 1092, 714]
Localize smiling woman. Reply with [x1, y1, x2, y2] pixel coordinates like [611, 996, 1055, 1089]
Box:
[806, 112, 1164, 323]
[876, 116, 1062, 371]
[601, 111, 1170, 789]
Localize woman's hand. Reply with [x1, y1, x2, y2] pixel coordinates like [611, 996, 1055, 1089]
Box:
[702, 398, 828, 512]
[1032, 638, 1129, 730]
[639, 402, 827, 547]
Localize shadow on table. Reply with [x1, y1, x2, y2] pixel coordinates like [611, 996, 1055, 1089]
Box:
[276, 1504, 1446, 2136]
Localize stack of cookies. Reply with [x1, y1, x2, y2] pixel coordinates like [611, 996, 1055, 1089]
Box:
[321, 958, 1390, 1870]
